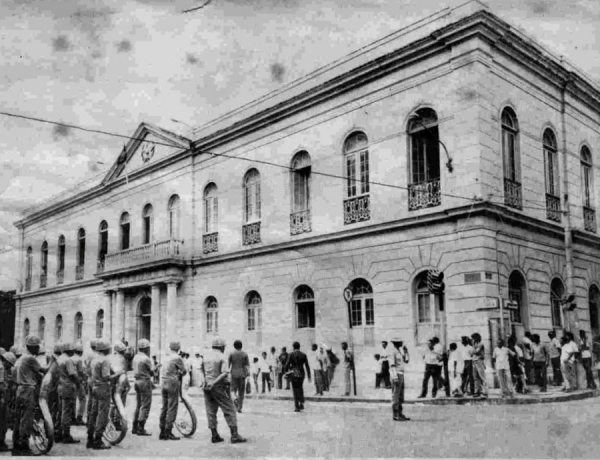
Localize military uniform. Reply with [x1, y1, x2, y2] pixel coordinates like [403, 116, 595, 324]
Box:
[72, 346, 87, 425]
[45, 346, 62, 437]
[132, 339, 153, 436]
[57, 344, 80, 442]
[112, 343, 130, 406]
[84, 340, 98, 427]
[159, 342, 186, 440]
[389, 339, 410, 422]
[87, 340, 114, 450]
[0, 351, 15, 451]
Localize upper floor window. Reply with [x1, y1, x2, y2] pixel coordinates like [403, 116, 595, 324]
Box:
[120, 212, 131, 250]
[74, 312, 83, 341]
[581, 146, 593, 208]
[543, 129, 559, 196]
[204, 184, 218, 234]
[26, 246, 33, 279]
[246, 291, 262, 331]
[349, 278, 374, 327]
[55, 314, 63, 341]
[502, 108, 520, 181]
[142, 204, 153, 245]
[23, 318, 30, 341]
[77, 228, 86, 267]
[206, 296, 218, 333]
[291, 151, 311, 213]
[344, 132, 369, 198]
[243, 169, 261, 224]
[295, 285, 315, 329]
[98, 221, 108, 260]
[408, 108, 440, 185]
[57, 235, 66, 271]
[38, 316, 45, 342]
[550, 278, 564, 328]
[168, 195, 181, 239]
[96, 309, 104, 339]
[40, 241, 48, 276]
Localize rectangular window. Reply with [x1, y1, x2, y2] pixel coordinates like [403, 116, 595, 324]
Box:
[503, 131, 516, 181]
[365, 298, 374, 326]
[351, 299, 362, 326]
[418, 293, 431, 323]
[551, 298, 562, 328]
[293, 171, 308, 212]
[297, 302, 315, 329]
[247, 308, 255, 331]
[207, 311, 218, 333]
[121, 224, 130, 250]
[78, 240, 85, 266]
[99, 233, 108, 259]
[59, 246, 65, 270]
[360, 150, 369, 195]
[143, 216, 151, 244]
[346, 155, 356, 197]
[412, 136, 425, 183]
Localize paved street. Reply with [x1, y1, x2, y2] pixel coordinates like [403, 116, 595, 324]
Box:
[5, 393, 599, 458]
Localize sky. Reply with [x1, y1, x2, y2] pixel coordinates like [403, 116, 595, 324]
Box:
[0, 0, 599, 289]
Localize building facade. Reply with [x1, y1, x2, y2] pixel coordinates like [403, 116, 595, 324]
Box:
[13, 2, 600, 388]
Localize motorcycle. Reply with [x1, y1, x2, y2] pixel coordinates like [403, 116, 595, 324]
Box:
[103, 373, 129, 445]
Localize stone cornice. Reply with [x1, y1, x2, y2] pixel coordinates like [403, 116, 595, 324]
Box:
[15, 278, 103, 300]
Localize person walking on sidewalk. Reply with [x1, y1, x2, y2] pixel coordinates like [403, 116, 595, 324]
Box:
[418, 338, 443, 399]
[284, 342, 311, 412]
[390, 339, 410, 421]
[531, 334, 549, 392]
[259, 352, 272, 394]
[471, 333, 488, 398]
[448, 343, 463, 397]
[460, 337, 474, 395]
[278, 348, 290, 390]
[380, 341, 391, 389]
[228, 340, 249, 413]
[201, 338, 247, 444]
[560, 332, 578, 392]
[132, 339, 154, 436]
[492, 339, 515, 398]
[308, 344, 323, 396]
[341, 342, 354, 397]
[507, 336, 528, 394]
[579, 330, 597, 389]
[522, 332, 534, 385]
[547, 331, 563, 386]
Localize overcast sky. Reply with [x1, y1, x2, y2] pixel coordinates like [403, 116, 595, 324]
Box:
[0, 0, 598, 289]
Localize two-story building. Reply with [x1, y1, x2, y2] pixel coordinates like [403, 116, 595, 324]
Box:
[13, 1, 600, 388]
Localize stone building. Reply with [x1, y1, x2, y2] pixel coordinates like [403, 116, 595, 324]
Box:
[13, 2, 600, 388]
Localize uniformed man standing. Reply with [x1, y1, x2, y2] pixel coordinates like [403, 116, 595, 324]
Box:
[201, 337, 247, 444]
[73, 343, 87, 426]
[132, 339, 153, 436]
[46, 345, 62, 437]
[112, 341, 131, 406]
[57, 342, 81, 443]
[84, 339, 98, 428]
[0, 350, 16, 452]
[389, 338, 410, 422]
[12, 335, 44, 456]
[159, 341, 186, 441]
[87, 339, 122, 450]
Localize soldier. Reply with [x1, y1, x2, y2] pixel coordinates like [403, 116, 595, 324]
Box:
[12, 335, 44, 456]
[389, 338, 410, 422]
[0, 350, 16, 452]
[84, 339, 98, 428]
[132, 339, 153, 436]
[56, 342, 81, 444]
[201, 337, 247, 444]
[87, 339, 122, 450]
[46, 344, 62, 436]
[14, 348, 23, 360]
[73, 343, 87, 426]
[112, 341, 131, 406]
[159, 341, 186, 441]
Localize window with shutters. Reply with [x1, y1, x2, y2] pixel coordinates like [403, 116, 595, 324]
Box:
[343, 132, 370, 224]
[40, 242, 48, 288]
[38, 316, 45, 342]
[550, 278, 564, 328]
[206, 296, 218, 333]
[120, 213, 131, 250]
[55, 314, 63, 341]
[581, 146, 596, 232]
[74, 312, 83, 341]
[295, 285, 315, 329]
[246, 291, 262, 331]
[290, 152, 312, 235]
[501, 108, 522, 209]
[96, 309, 104, 339]
[543, 129, 561, 222]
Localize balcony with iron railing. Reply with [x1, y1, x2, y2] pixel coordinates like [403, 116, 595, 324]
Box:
[203, 233, 218, 254]
[504, 178, 523, 210]
[56, 269, 64, 285]
[99, 239, 184, 274]
[243, 222, 261, 246]
[344, 195, 370, 224]
[40, 273, 47, 288]
[290, 210, 312, 235]
[408, 178, 441, 211]
[75, 265, 84, 280]
[584, 206, 597, 233]
[546, 194, 561, 223]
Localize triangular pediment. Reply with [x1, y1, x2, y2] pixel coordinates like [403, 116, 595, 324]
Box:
[103, 123, 191, 184]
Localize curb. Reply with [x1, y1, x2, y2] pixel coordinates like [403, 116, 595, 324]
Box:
[134, 388, 600, 406]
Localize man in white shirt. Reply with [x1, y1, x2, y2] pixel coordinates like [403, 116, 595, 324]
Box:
[547, 331, 563, 386]
[460, 337, 474, 395]
[380, 341, 391, 389]
[579, 330, 597, 389]
[560, 332, 578, 392]
[418, 337, 443, 399]
[307, 344, 323, 396]
[522, 332, 534, 385]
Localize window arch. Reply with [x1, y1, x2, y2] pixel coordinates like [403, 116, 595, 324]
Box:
[25, 246, 32, 290]
[38, 316, 46, 342]
[344, 131, 369, 198]
[96, 309, 104, 339]
[40, 241, 48, 287]
[98, 220, 109, 266]
[55, 314, 63, 341]
[295, 285, 315, 329]
[57, 235, 66, 284]
[142, 204, 153, 245]
[205, 296, 218, 333]
[120, 212, 131, 250]
[74, 312, 83, 341]
[76, 228, 86, 280]
[243, 170, 261, 224]
[348, 278, 374, 327]
[23, 318, 30, 342]
[501, 107, 522, 209]
[168, 194, 181, 239]
[246, 291, 262, 331]
[508, 271, 528, 327]
[543, 129, 561, 222]
[204, 184, 218, 234]
[550, 278, 565, 328]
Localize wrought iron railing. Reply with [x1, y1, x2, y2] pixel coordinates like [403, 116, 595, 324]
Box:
[56, 269, 64, 285]
[103, 239, 184, 271]
[203, 233, 218, 254]
[504, 178, 523, 210]
[40, 274, 47, 288]
[408, 179, 441, 211]
[584, 206, 597, 233]
[545, 194, 561, 222]
[344, 195, 370, 225]
[242, 222, 261, 246]
[75, 265, 84, 281]
[290, 210, 312, 235]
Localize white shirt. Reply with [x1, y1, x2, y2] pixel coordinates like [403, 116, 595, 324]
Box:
[258, 358, 271, 374]
[580, 339, 592, 359]
[561, 342, 578, 364]
[493, 347, 512, 370]
[307, 351, 321, 372]
[461, 344, 473, 361]
[449, 350, 464, 373]
[522, 337, 533, 360]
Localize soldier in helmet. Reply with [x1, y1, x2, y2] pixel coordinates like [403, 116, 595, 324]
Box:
[132, 339, 154, 436]
[73, 343, 86, 426]
[112, 341, 131, 407]
[87, 339, 122, 450]
[47, 344, 63, 434]
[201, 337, 247, 444]
[57, 342, 81, 443]
[0, 350, 16, 452]
[12, 335, 45, 455]
[84, 339, 99, 427]
[159, 341, 186, 441]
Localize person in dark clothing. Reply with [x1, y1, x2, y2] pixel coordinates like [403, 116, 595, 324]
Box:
[579, 330, 597, 389]
[284, 342, 311, 412]
[278, 348, 290, 390]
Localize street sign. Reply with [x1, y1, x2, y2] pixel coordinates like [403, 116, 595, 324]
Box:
[503, 299, 518, 310]
[343, 288, 353, 303]
[485, 297, 499, 309]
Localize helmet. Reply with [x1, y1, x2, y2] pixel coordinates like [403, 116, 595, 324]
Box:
[211, 337, 226, 348]
[1, 352, 16, 366]
[113, 342, 126, 353]
[75, 343, 83, 353]
[62, 342, 74, 353]
[26, 335, 41, 347]
[390, 338, 404, 344]
[138, 339, 150, 349]
[9, 346, 17, 354]
[90, 339, 98, 350]
[15, 348, 23, 357]
[96, 339, 111, 352]
[169, 341, 181, 351]
[0, 347, 6, 355]
[54, 343, 64, 354]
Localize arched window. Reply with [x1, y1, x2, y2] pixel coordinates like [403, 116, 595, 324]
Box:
[98, 221, 109, 268]
[76, 228, 86, 280]
[204, 184, 218, 234]
[550, 278, 565, 328]
[543, 129, 561, 222]
[120, 212, 131, 250]
[24, 246, 32, 291]
[295, 285, 315, 329]
[205, 296, 218, 333]
[96, 309, 104, 339]
[290, 152, 312, 235]
[38, 316, 45, 342]
[168, 195, 181, 239]
[344, 132, 369, 198]
[55, 314, 63, 341]
[502, 108, 522, 209]
[57, 235, 66, 284]
[142, 204, 153, 245]
[408, 109, 441, 211]
[23, 318, 30, 341]
[40, 241, 48, 288]
[581, 146, 596, 232]
[74, 312, 83, 341]
[246, 291, 262, 332]
[243, 170, 261, 224]
[348, 278, 374, 327]
[508, 271, 528, 326]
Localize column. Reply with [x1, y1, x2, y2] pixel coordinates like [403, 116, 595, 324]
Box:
[165, 282, 178, 353]
[115, 289, 125, 343]
[104, 291, 113, 342]
[150, 284, 161, 359]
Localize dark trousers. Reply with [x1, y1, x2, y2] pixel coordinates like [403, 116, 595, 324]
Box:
[524, 359, 534, 384]
[550, 357, 563, 385]
[13, 386, 36, 448]
[290, 376, 305, 409]
[0, 388, 6, 445]
[261, 373, 271, 393]
[375, 373, 383, 389]
[420, 364, 441, 397]
[533, 361, 547, 391]
[276, 372, 283, 390]
[134, 379, 153, 422]
[203, 383, 237, 429]
[582, 358, 597, 389]
[230, 376, 246, 411]
[159, 386, 179, 432]
[89, 384, 111, 438]
[461, 361, 475, 394]
[381, 361, 391, 388]
[391, 375, 404, 415]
